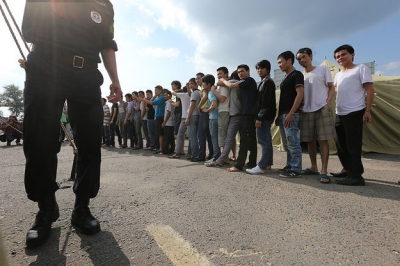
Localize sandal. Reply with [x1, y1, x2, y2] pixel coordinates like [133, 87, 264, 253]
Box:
[319, 174, 331, 184]
[302, 168, 320, 175]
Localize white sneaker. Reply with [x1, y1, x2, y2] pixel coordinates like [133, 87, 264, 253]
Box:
[205, 158, 214, 164]
[246, 165, 265, 175]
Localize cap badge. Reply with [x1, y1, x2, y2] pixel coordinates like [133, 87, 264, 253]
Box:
[91, 11, 102, 24]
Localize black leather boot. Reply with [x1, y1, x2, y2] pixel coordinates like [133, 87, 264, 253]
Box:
[71, 195, 100, 235]
[26, 194, 59, 247]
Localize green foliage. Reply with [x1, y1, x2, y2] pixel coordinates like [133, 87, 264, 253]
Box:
[0, 84, 24, 116]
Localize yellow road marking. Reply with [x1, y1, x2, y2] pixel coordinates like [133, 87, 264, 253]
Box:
[146, 224, 214, 266]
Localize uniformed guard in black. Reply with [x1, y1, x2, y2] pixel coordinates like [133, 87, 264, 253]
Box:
[22, 0, 121, 247]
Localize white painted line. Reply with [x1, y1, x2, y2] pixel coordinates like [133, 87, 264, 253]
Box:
[146, 224, 214, 266]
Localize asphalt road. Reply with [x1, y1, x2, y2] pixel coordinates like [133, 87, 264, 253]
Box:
[1, 141, 400, 265]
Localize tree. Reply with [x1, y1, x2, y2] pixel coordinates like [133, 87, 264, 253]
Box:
[0, 84, 24, 117]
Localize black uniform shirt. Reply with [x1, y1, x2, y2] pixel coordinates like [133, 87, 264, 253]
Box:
[22, 0, 116, 62]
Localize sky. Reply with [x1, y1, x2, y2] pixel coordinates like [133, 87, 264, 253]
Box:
[1, 0, 400, 117]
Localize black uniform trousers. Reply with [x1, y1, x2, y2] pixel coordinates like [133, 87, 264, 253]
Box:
[23, 51, 103, 202]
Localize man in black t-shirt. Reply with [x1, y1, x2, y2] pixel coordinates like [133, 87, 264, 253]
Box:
[219, 64, 258, 172]
[276, 51, 304, 177]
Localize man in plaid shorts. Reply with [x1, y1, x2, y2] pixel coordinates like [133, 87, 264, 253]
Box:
[296, 48, 336, 183]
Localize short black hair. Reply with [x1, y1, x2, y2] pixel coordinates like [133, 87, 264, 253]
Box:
[334, 44, 355, 58]
[189, 78, 196, 84]
[201, 74, 215, 85]
[125, 93, 132, 99]
[155, 85, 163, 92]
[132, 91, 138, 96]
[101, 98, 107, 102]
[277, 51, 295, 64]
[230, 70, 239, 80]
[296, 47, 312, 56]
[138, 90, 144, 95]
[145, 90, 153, 94]
[255, 60, 271, 70]
[217, 66, 229, 74]
[182, 86, 188, 93]
[237, 64, 249, 71]
[196, 72, 204, 77]
[171, 80, 182, 89]
[163, 89, 172, 96]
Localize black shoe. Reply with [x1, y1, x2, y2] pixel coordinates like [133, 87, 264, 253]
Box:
[277, 165, 290, 173]
[279, 171, 302, 178]
[330, 169, 348, 178]
[206, 155, 213, 160]
[71, 195, 100, 235]
[26, 195, 59, 247]
[6, 141, 11, 146]
[335, 177, 365, 186]
[191, 157, 205, 162]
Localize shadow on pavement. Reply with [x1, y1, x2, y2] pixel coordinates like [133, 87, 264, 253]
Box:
[75, 229, 131, 266]
[25, 227, 67, 266]
[24, 226, 130, 265]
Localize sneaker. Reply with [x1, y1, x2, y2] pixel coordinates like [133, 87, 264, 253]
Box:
[279, 171, 301, 178]
[204, 161, 216, 167]
[277, 165, 290, 173]
[246, 165, 265, 175]
[205, 158, 214, 164]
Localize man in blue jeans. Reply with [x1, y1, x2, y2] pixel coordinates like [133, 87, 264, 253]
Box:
[196, 72, 214, 161]
[276, 51, 304, 177]
[139, 86, 165, 153]
[185, 78, 201, 161]
[246, 60, 276, 175]
[201, 74, 220, 162]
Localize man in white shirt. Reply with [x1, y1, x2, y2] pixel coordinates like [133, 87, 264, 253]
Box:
[211, 67, 230, 153]
[331, 44, 375, 186]
[296, 48, 336, 184]
[169, 82, 191, 158]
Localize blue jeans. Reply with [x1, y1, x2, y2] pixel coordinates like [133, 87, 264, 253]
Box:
[188, 115, 199, 159]
[278, 114, 302, 173]
[257, 120, 273, 169]
[102, 125, 110, 145]
[175, 119, 187, 155]
[209, 119, 220, 160]
[134, 118, 143, 148]
[127, 120, 136, 147]
[216, 115, 241, 164]
[109, 122, 121, 146]
[142, 120, 150, 148]
[198, 111, 213, 159]
[147, 119, 156, 149]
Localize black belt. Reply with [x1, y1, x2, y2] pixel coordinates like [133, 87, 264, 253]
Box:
[31, 45, 98, 69]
